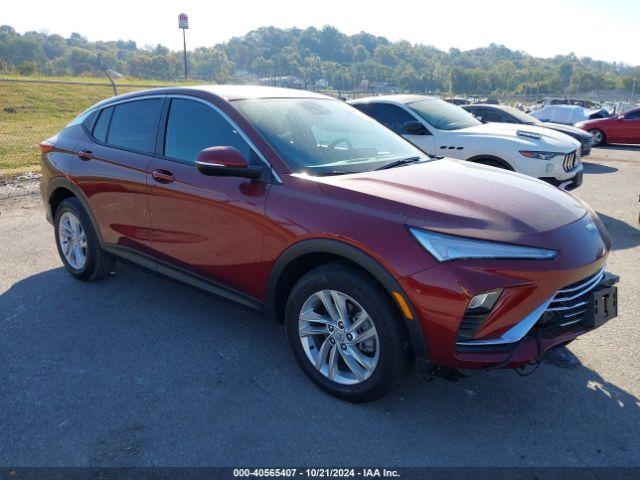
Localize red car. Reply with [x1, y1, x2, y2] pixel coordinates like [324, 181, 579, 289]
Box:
[40, 86, 618, 401]
[576, 107, 640, 146]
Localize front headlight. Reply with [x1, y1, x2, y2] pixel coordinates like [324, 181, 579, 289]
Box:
[409, 228, 558, 262]
[519, 150, 562, 160]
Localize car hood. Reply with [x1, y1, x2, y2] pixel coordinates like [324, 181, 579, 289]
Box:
[575, 117, 612, 128]
[454, 122, 581, 149]
[314, 159, 587, 244]
[541, 122, 592, 139]
[456, 122, 572, 142]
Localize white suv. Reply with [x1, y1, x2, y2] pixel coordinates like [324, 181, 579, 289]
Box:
[350, 95, 583, 190]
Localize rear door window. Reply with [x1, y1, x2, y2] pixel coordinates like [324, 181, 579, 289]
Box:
[481, 108, 502, 122]
[106, 99, 163, 153]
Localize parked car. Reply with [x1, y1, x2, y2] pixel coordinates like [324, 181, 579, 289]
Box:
[463, 104, 594, 156]
[445, 97, 470, 106]
[349, 95, 584, 190]
[40, 86, 618, 401]
[530, 105, 609, 125]
[575, 107, 640, 146]
[532, 97, 601, 110]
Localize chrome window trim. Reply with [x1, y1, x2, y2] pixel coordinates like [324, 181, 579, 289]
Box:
[165, 94, 282, 184]
[80, 94, 168, 119]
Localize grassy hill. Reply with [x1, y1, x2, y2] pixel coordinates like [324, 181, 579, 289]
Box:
[0, 76, 185, 177]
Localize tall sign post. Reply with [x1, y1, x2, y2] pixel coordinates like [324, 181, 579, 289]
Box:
[178, 13, 189, 79]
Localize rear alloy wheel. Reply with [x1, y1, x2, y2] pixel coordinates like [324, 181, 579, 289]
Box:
[58, 211, 88, 270]
[285, 262, 411, 402]
[590, 129, 605, 146]
[54, 197, 115, 281]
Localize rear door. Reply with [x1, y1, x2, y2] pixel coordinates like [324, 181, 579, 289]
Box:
[145, 96, 270, 299]
[72, 97, 163, 253]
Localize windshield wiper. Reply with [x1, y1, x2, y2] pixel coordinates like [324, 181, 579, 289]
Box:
[375, 156, 422, 171]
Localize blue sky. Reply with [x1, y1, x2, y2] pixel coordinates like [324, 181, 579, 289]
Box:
[5, 0, 640, 65]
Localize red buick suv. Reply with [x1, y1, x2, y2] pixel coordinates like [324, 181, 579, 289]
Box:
[40, 86, 618, 401]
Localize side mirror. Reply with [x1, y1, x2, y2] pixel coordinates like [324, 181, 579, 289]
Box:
[195, 146, 264, 179]
[403, 121, 429, 135]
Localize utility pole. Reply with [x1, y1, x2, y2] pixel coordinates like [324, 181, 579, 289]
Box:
[178, 13, 189, 79]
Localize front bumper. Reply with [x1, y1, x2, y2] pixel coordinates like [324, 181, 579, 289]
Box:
[541, 170, 583, 191]
[399, 213, 614, 369]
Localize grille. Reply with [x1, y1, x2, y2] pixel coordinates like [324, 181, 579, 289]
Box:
[543, 267, 604, 328]
[563, 150, 578, 172]
[457, 313, 487, 339]
[580, 137, 592, 156]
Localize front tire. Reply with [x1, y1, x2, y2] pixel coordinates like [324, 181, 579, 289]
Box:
[285, 262, 411, 402]
[54, 197, 115, 281]
[474, 159, 510, 170]
[589, 129, 606, 146]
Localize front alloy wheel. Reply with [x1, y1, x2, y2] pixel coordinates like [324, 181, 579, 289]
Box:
[298, 290, 380, 385]
[590, 129, 605, 146]
[285, 262, 411, 402]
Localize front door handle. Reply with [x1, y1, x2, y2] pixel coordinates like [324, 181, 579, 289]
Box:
[78, 149, 93, 161]
[152, 169, 175, 184]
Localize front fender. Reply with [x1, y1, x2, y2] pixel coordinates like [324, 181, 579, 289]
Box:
[267, 238, 430, 361]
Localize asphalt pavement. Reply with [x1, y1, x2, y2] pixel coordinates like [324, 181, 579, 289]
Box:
[1, 147, 639, 467]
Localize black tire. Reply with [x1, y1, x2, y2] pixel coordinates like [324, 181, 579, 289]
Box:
[285, 262, 412, 402]
[475, 159, 510, 170]
[589, 129, 606, 146]
[54, 197, 115, 281]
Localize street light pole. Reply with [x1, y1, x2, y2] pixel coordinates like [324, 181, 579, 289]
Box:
[178, 13, 189, 80]
[182, 28, 188, 79]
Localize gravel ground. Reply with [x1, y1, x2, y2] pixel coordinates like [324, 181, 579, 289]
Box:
[0, 147, 639, 467]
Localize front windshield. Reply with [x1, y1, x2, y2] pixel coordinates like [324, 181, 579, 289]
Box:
[500, 105, 541, 125]
[408, 98, 481, 131]
[232, 98, 428, 175]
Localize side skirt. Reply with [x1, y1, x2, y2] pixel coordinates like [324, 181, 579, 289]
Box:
[104, 245, 264, 312]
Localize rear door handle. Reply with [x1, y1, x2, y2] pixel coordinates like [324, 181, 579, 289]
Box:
[78, 149, 93, 161]
[152, 169, 175, 184]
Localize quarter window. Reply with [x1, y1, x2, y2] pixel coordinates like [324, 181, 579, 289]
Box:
[164, 98, 251, 163]
[92, 107, 113, 143]
[106, 99, 163, 153]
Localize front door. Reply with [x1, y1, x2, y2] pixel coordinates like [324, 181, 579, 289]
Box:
[354, 102, 436, 155]
[146, 97, 270, 299]
[618, 109, 640, 143]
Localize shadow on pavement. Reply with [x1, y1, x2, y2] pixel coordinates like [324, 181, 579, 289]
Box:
[596, 144, 640, 151]
[1, 263, 639, 466]
[583, 162, 618, 174]
[598, 211, 640, 251]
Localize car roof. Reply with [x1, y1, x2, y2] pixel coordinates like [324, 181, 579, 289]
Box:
[465, 104, 514, 111]
[191, 85, 332, 101]
[349, 94, 434, 106]
[89, 85, 333, 111]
